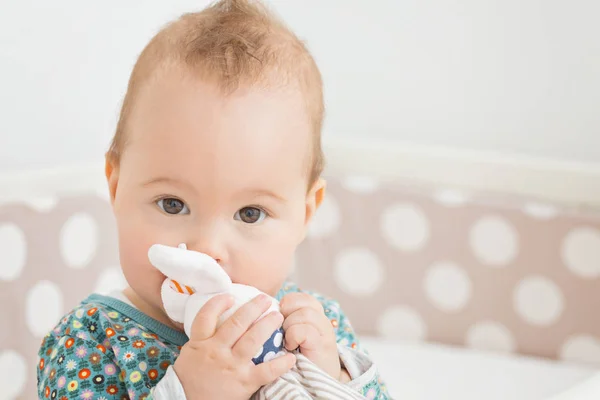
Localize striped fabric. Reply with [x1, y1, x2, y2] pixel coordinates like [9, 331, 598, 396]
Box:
[252, 352, 369, 400]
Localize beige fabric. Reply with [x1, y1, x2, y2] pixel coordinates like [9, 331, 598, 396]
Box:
[1, 176, 600, 398]
[294, 177, 600, 365]
[0, 196, 119, 399]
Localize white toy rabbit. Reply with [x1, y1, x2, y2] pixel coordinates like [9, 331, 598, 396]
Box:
[147, 243, 285, 364]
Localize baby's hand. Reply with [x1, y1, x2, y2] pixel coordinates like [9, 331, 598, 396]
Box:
[280, 293, 344, 381]
[174, 294, 296, 400]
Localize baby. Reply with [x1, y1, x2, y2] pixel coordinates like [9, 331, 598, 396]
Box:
[37, 0, 389, 399]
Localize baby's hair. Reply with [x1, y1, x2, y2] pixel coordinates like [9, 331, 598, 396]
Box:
[107, 0, 325, 186]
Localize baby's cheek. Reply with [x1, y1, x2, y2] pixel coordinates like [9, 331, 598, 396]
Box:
[117, 219, 165, 300]
[120, 242, 152, 281]
[252, 252, 294, 297]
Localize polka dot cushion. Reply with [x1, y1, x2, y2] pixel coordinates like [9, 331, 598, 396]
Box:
[294, 176, 600, 363]
[1, 175, 600, 398]
[0, 196, 120, 400]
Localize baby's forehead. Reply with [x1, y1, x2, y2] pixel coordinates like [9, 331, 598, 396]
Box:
[127, 139, 310, 199]
[123, 108, 309, 195]
[136, 66, 310, 123]
[129, 71, 312, 157]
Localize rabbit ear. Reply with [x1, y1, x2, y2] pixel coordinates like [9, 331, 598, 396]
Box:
[148, 244, 232, 293]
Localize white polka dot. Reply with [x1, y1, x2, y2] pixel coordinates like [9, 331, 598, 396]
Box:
[0, 350, 27, 399]
[424, 261, 472, 312]
[94, 267, 128, 295]
[561, 227, 600, 279]
[23, 196, 59, 212]
[465, 321, 516, 353]
[381, 203, 430, 252]
[26, 280, 64, 338]
[377, 305, 427, 341]
[560, 335, 600, 365]
[334, 248, 385, 296]
[273, 331, 283, 348]
[263, 351, 277, 362]
[341, 176, 380, 194]
[307, 194, 341, 238]
[513, 276, 564, 326]
[253, 345, 264, 360]
[522, 202, 559, 220]
[0, 223, 27, 281]
[433, 189, 470, 207]
[60, 212, 98, 269]
[469, 216, 518, 266]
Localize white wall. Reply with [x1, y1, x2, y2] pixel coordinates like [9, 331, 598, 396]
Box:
[1, 0, 599, 173]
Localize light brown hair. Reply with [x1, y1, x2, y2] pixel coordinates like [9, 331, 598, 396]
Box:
[107, 0, 325, 185]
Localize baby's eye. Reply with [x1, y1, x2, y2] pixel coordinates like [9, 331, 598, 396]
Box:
[234, 207, 266, 224]
[157, 198, 190, 215]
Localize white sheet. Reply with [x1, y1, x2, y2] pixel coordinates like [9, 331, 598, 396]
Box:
[547, 371, 600, 400]
[360, 337, 599, 400]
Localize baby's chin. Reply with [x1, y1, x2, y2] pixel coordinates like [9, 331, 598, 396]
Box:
[168, 319, 185, 332]
[155, 301, 186, 332]
[123, 286, 186, 332]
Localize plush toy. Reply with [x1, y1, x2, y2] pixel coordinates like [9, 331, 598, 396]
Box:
[148, 244, 370, 400]
[147, 243, 285, 364]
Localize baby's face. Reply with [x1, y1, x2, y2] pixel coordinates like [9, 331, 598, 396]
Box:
[107, 67, 322, 319]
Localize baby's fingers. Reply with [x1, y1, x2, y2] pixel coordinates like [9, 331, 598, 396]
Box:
[283, 323, 320, 352]
[216, 294, 273, 347]
[282, 307, 331, 337]
[251, 353, 296, 386]
[189, 293, 234, 341]
[232, 311, 283, 360]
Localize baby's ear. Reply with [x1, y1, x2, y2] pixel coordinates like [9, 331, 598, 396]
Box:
[104, 155, 119, 206]
[304, 178, 326, 225]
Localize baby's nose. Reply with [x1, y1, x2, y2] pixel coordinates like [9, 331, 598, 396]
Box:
[187, 235, 225, 265]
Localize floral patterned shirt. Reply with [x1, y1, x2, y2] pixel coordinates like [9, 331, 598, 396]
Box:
[37, 282, 390, 399]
